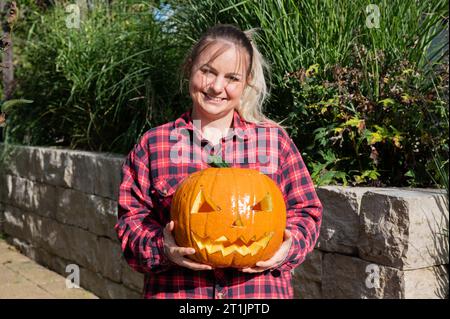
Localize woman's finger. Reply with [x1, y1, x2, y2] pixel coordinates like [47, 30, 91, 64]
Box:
[176, 247, 196, 256]
[164, 221, 174, 235]
[255, 259, 278, 268]
[284, 229, 292, 240]
[240, 267, 266, 273]
[180, 258, 212, 271]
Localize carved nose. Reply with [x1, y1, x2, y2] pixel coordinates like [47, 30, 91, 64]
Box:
[232, 216, 244, 228]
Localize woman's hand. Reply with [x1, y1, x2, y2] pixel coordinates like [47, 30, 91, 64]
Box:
[240, 229, 293, 273]
[163, 221, 213, 271]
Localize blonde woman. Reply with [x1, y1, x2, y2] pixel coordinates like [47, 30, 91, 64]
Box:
[115, 24, 323, 299]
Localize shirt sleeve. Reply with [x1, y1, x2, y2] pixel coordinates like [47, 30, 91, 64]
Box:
[276, 130, 323, 272]
[114, 133, 172, 274]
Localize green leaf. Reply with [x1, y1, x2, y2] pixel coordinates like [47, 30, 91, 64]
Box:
[207, 155, 230, 168]
[306, 63, 319, 77]
[405, 170, 415, 178]
[378, 98, 395, 107]
[1, 99, 34, 113]
[368, 132, 383, 144]
[344, 117, 361, 128]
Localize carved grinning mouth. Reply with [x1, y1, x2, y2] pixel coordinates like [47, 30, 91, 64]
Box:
[192, 232, 274, 256]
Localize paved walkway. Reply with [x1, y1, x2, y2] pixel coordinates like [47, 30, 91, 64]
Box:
[0, 239, 98, 299]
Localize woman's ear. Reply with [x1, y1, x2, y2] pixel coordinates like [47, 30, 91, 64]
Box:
[246, 71, 253, 86]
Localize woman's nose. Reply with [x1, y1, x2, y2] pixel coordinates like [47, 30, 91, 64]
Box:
[210, 76, 226, 93]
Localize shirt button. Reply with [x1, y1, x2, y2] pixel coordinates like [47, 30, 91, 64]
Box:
[271, 269, 281, 277]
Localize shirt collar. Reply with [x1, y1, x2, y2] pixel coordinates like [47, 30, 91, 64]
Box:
[173, 109, 251, 141]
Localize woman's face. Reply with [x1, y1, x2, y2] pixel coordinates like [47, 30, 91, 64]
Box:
[189, 41, 249, 121]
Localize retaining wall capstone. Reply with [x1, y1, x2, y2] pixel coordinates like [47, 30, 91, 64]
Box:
[0, 144, 448, 299]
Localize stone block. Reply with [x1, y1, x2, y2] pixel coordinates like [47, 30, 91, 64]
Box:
[96, 236, 123, 283]
[8, 236, 39, 261]
[0, 202, 4, 235]
[3, 206, 28, 242]
[358, 189, 449, 269]
[294, 249, 323, 282]
[37, 216, 97, 271]
[0, 170, 7, 203]
[120, 257, 145, 293]
[33, 181, 58, 219]
[94, 153, 124, 200]
[68, 151, 100, 194]
[80, 267, 142, 299]
[4, 174, 29, 207]
[5, 207, 57, 251]
[0, 144, 35, 179]
[40, 216, 122, 282]
[323, 253, 403, 299]
[56, 187, 118, 239]
[34, 147, 71, 187]
[17, 240, 77, 281]
[55, 187, 91, 230]
[5, 175, 57, 218]
[4, 207, 123, 283]
[84, 195, 118, 240]
[316, 187, 377, 254]
[322, 253, 448, 299]
[294, 280, 321, 299]
[293, 249, 323, 298]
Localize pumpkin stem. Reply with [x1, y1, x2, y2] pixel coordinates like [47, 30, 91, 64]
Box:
[208, 155, 230, 168]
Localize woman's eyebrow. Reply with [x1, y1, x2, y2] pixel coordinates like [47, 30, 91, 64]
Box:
[201, 64, 242, 77]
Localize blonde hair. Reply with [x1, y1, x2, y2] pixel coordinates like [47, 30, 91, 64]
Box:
[182, 24, 277, 126]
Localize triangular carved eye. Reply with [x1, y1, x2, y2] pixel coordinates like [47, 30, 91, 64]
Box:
[191, 189, 220, 214]
[251, 193, 272, 212]
[198, 201, 215, 213]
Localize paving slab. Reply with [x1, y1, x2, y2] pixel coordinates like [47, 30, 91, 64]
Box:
[0, 238, 98, 299]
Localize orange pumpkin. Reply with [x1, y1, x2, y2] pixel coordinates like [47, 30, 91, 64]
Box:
[170, 167, 286, 268]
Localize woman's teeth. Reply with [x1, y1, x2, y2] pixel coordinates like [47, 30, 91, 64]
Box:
[204, 93, 225, 103]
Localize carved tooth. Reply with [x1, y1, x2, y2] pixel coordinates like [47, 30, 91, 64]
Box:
[259, 232, 273, 248]
[215, 236, 228, 242]
[237, 245, 251, 256]
[222, 245, 236, 257]
[193, 232, 274, 257]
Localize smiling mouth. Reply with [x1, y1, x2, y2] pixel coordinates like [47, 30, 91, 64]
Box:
[203, 92, 227, 103]
[192, 232, 274, 256]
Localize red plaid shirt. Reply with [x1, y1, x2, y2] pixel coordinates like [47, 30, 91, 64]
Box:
[115, 109, 322, 299]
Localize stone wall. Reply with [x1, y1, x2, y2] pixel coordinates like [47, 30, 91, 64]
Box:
[294, 187, 449, 299]
[0, 144, 143, 298]
[0, 144, 448, 299]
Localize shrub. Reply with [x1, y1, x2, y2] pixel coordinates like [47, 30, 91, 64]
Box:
[171, 0, 449, 187]
[3, 0, 449, 187]
[6, 1, 188, 153]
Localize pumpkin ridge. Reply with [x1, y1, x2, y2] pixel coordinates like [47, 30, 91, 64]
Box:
[188, 171, 204, 250]
[209, 168, 221, 265]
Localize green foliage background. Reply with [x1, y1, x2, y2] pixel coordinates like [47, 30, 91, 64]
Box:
[2, 0, 449, 187]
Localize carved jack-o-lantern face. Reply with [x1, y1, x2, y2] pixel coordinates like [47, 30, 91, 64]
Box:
[170, 167, 286, 268]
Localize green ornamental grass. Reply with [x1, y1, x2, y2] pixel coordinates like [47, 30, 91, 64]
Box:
[3, 0, 448, 187]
